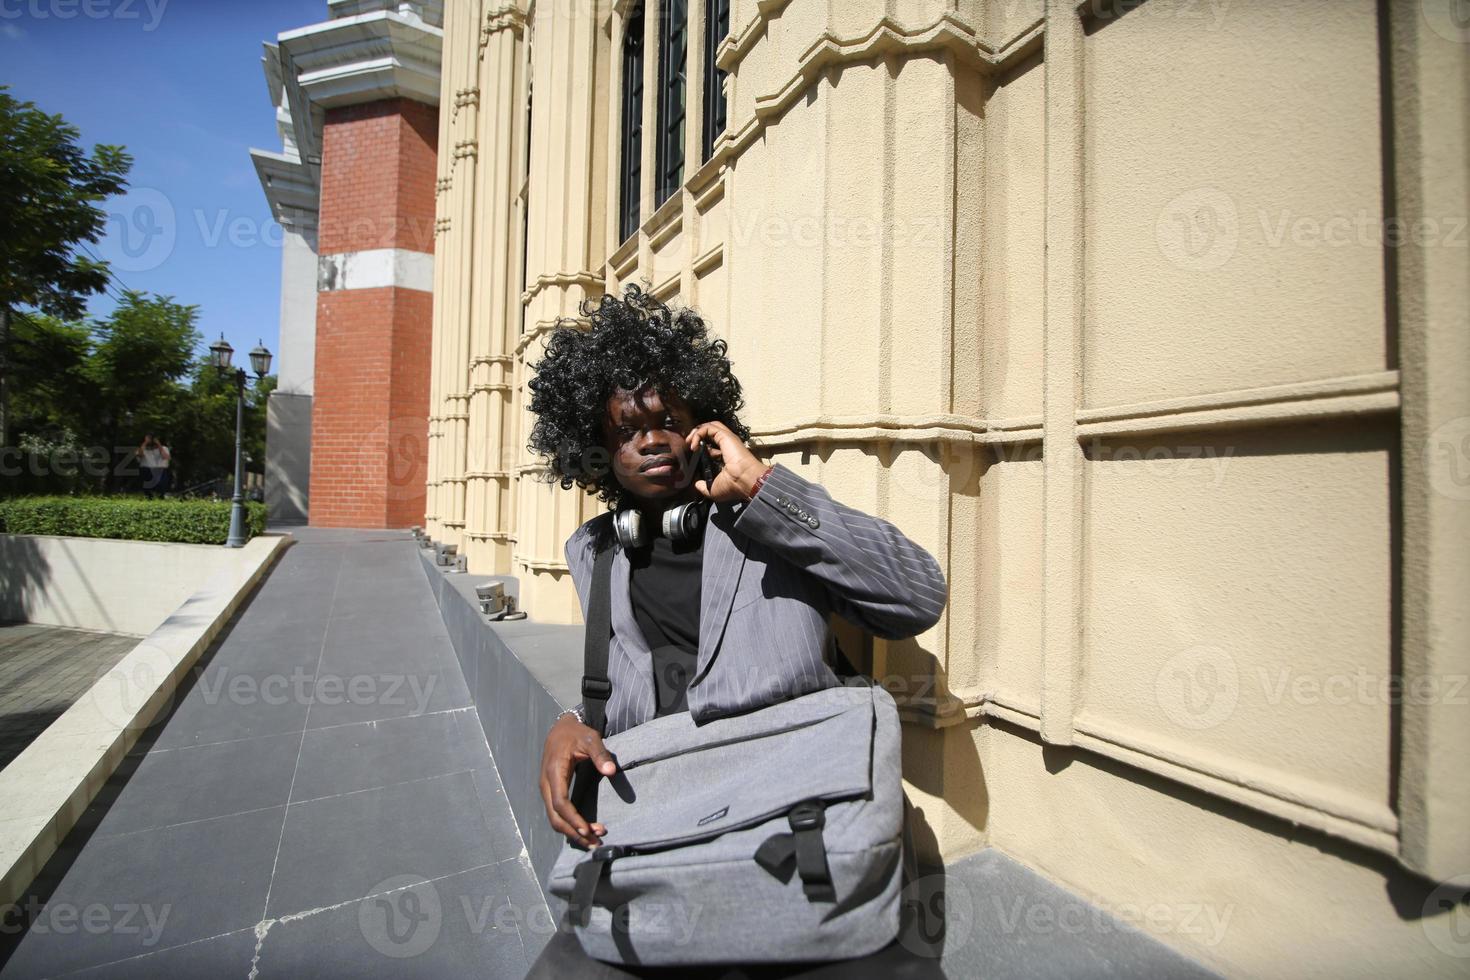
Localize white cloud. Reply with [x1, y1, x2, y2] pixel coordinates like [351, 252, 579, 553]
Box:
[1, 23, 27, 41]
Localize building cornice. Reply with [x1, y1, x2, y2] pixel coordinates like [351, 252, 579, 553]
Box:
[328, 0, 443, 28]
[280, 11, 444, 111]
[250, 148, 320, 223]
[250, 7, 444, 221]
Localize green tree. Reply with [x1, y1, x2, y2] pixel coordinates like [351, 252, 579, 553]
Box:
[6, 310, 91, 435]
[3, 311, 93, 493]
[86, 292, 199, 491]
[0, 85, 132, 446]
[154, 358, 273, 495]
[1, 292, 274, 498]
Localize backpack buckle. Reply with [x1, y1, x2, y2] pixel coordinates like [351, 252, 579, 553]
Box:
[788, 801, 825, 832]
[591, 844, 627, 862]
[582, 677, 613, 700]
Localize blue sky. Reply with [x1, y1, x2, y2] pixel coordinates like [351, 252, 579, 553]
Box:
[3, 0, 327, 374]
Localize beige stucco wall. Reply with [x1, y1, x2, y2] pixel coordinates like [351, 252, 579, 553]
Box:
[424, 0, 1470, 974]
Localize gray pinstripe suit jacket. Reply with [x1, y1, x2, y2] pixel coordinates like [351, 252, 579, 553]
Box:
[563, 462, 949, 736]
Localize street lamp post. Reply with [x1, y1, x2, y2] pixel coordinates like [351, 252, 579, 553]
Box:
[210, 335, 273, 548]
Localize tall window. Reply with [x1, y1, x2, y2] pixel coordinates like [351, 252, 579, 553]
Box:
[655, 0, 688, 207]
[619, 4, 645, 242]
[701, 0, 728, 162]
[519, 36, 533, 334]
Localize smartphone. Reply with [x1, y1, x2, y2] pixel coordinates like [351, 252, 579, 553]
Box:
[691, 438, 721, 489]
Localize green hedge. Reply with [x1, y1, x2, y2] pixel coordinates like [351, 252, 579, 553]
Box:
[0, 496, 267, 545]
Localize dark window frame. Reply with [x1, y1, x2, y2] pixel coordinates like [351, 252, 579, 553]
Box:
[701, 0, 729, 162]
[655, 0, 688, 207]
[619, 3, 646, 243]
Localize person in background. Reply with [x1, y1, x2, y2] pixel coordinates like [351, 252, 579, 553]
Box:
[137, 434, 171, 498]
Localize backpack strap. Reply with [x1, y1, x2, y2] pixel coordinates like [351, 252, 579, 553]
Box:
[580, 542, 616, 735]
[753, 799, 836, 902]
[829, 634, 862, 679]
[568, 844, 626, 927]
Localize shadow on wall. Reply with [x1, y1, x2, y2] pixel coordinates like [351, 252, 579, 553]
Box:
[0, 535, 52, 625]
[266, 392, 312, 527]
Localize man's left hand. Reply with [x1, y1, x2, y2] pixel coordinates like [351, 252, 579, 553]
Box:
[685, 421, 767, 503]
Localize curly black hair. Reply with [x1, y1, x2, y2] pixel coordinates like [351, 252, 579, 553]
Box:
[525, 284, 753, 511]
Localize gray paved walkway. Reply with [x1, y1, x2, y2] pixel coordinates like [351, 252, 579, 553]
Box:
[0, 624, 139, 770]
[0, 528, 546, 979]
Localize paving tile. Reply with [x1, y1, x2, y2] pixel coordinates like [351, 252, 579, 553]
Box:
[291, 710, 486, 803]
[256, 864, 529, 979]
[88, 730, 301, 838]
[2, 531, 555, 980]
[495, 851, 555, 964]
[0, 624, 139, 768]
[58, 927, 258, 979]
[150, 662, 314, 749]
[0, 806, 285, 979]
[317, 628, 449, 676]
[468, 763, 531, 869]
[266, 771, 497, 917]
[935, 849, 1223, 980]
[215, 619, 328, 661]
[301, 667, 469, 731]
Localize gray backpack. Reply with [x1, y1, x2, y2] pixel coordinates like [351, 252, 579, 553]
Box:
[546, 543, 909, 966]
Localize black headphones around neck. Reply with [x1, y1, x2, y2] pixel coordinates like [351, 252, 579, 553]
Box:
[613, 499, 708, 550]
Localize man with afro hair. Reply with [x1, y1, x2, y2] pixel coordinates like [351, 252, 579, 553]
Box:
[527, 284, 948, 867]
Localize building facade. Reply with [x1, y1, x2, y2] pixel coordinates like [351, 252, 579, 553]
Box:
[426, 0, 1469, 975]
[253, 0, 445, 527]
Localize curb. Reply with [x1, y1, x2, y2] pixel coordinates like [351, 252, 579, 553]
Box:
[0, 533, 292, 908]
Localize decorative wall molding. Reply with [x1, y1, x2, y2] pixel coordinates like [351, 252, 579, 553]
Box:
[974, 693, 1399, 857]
[716, 13, 1043, 170]
[691, 242, 723, 277]
[753, 412, 1042, 449]
[480, 4, 527, 46]
[519, 271, 606, 306]
[1075, 371, 1400, 438]
[743, 375, 1403, 454]
[465, 529, 515, 541]
[651, 271, 680, 301]
[715, 0, 794, 74]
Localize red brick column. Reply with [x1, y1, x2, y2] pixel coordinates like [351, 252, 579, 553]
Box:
[308, 98, 437, 528]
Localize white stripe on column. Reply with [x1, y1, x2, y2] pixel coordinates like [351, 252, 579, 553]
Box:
[318, 248, 435, 293]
